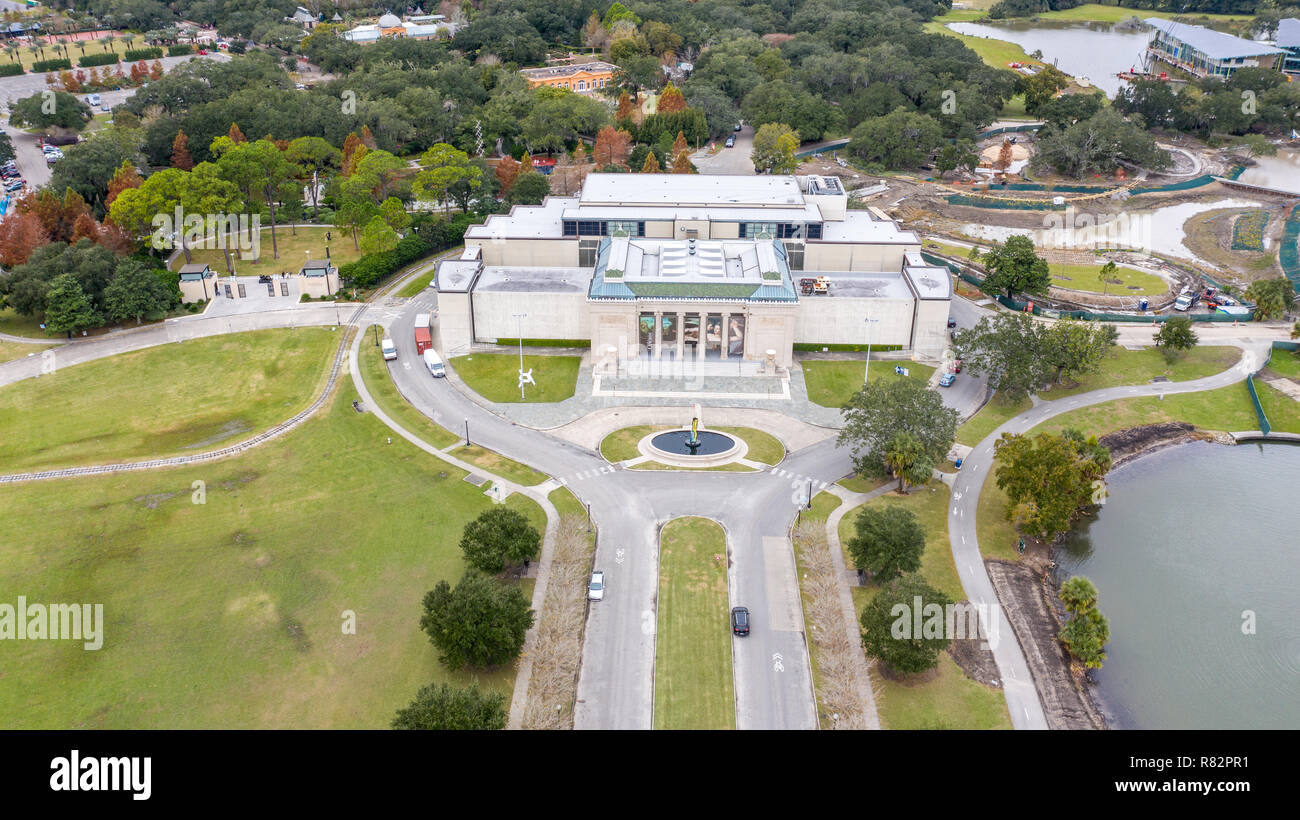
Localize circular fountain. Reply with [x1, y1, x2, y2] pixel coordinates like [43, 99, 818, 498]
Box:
[636, 404, 746, 467]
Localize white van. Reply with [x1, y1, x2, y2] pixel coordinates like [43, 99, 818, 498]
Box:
[423, 348, 445, 377]
[381, 337, 397, 361]
[86, 94, 101, 106]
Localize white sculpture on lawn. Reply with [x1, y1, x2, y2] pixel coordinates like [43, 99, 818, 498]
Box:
[518, 368, 536, 389]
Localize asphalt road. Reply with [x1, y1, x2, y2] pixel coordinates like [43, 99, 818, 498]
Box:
[691, 124, 754, 175]
[386, 292, 827, 729]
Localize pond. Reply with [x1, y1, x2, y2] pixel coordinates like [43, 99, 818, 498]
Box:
[1236, 149, 1300, 196]
[961, 198, 1260, 266]
[1056, 441, 1300, 729]
[948, 20, 1152, 97]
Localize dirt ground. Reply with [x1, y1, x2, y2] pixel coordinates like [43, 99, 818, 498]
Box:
[985, 559, 1104, 730]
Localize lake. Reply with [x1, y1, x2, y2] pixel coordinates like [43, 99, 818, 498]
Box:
[1056, 441, 1300, 729]
[1236, 149, 1300, 195]
[948, 20, 1153, 97]
[961, 198, 1259, 266]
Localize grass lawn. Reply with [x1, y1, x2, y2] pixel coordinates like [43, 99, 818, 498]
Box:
[1037, 346, 1241, 401]
[357, 326, 460, 449]
[1047, 262, 1167, 297]
[180, 226, 363, 280]
[598, 425, 785, 465]
[1265, 350, 1300, 380]
[802, 360, 937, 408]
[838, 474, 891, 493]
[0, 306, 48, 338]
[838, 481, 1012, 729]
[0, 380, 542, 728]
[396, 269, 437, 298]
[450, 353, 580, 404]
[1038, 4, 1253, 22]
[1255, 380, 1300, 434]
[654, 516, 734, 730]
[0, 328, 338, 473]
[876, 653, 1012, 729]
[0, 338, 53, 365]
[839, 482, 962, 602]
[999, 94, 1029, 119]
[6, 38, 138, 72]
[957, 394, 1033, 447]
[922, 21, 1043, 69]
[1036, 381, 1276, 438]
[923, 239, 986, 260]
[450, 445, 549, 486]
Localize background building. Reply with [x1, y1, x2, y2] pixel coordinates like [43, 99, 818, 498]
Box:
[1278, 18, 1300, 77]
[1145, 18, 1286, 78]
[519, 60, 617, 94]
[434, 174, 952, 369]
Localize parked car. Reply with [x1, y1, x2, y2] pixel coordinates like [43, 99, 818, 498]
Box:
[939, 372, 955, 387]
[733, 122, 742, 132]
[587, 570, 605, 602]
[951, 359, 963, 373]
[946, 316, 957, 328]
[295, 83, 307, 90]
[100, 104, 112, 113]
[725, 135, 735, 148]
[731, 606, 750, 636]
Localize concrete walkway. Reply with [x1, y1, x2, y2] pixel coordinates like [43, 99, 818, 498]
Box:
[439, 356, 846, 430]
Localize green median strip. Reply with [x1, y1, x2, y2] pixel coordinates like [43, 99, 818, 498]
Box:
[654, 517, 735, 730]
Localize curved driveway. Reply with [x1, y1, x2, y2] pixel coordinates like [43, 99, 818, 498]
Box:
[387, 291, 852, 729]
[948, 342, 1269, 729]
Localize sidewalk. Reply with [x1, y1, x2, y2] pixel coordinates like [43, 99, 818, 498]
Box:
[443, 356, 846, 430]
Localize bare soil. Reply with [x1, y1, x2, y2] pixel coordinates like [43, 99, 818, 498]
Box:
[986, 559, 1104, 730]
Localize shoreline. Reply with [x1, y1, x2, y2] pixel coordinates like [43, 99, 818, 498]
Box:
[1009, 422, 1224, 729]
[1031, 423, 1264, 728]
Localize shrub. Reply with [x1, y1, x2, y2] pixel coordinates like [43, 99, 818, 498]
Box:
[78, 53, 120, 67]
[31, 58, 73, 73]
[0, 64, 23, 77]
[123, 48, 163, 62]
[166, 44, 193, 57]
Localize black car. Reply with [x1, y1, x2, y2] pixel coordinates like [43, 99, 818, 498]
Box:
[946, 317, 957, 328]
[731, 606, 750, 636]
[733, 123, 742, 132]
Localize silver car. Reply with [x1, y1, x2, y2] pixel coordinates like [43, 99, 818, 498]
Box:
[588, 570, 605, 602]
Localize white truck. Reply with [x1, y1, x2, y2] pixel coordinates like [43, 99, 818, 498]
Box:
[423, 348, 445, 377]
[381, 337, 397, 361]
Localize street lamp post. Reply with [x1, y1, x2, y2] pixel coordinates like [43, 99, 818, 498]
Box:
[864, 315, 879, 384]
[513, 312, 527, 400]
[464, 417, 470, 447]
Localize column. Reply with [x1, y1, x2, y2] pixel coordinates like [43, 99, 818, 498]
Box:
[719, 312, 729, 360]
[654, 310, 663, 360]
[675, 311, 685, 363]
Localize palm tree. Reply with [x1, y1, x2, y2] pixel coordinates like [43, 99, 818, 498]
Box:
[103, 34, 115, 55]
